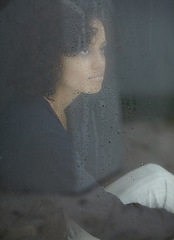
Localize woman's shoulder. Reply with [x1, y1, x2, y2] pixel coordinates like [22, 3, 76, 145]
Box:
[1, 93, 64, 134]
[0, 93, 68, 154]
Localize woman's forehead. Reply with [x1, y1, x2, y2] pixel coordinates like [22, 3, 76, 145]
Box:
[90, 19, 106, 46]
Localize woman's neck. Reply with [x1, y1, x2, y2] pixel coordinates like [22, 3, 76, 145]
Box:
[45, 83, 80, 130]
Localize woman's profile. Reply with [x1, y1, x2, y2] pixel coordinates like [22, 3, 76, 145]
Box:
[0, 0, 174, 239]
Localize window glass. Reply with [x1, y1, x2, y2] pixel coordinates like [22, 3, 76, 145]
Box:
[0, 1, 174, 240]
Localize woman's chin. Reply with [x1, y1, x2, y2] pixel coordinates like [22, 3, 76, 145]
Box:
[83, 85, 102, 94]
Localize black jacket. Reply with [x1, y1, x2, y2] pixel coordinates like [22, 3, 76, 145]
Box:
[0, 93, 174, 240]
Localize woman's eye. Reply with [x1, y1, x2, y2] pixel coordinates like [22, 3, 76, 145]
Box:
[80, 49, 89, 55]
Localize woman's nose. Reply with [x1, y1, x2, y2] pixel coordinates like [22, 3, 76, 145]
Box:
[92, 52, 105, 72]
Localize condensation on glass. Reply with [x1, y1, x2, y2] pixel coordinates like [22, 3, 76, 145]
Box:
[0, 1, 174, 240]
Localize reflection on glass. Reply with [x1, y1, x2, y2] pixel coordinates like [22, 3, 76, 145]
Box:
[0, 1, 174, 240]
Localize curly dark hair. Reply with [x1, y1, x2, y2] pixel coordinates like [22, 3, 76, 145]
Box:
[9, 0, 112, 98]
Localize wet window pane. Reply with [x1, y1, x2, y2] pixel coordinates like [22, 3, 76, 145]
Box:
[0, 1, 174, 240]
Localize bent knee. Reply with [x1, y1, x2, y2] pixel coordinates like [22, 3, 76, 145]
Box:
[143, 163, 172, 180]
[145, 163, 164, 172]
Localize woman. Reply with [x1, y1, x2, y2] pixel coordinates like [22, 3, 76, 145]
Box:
[0, 0, 174, 239]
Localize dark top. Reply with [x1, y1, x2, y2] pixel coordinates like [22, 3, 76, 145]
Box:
[0, 93, 174, 240]
[0, 93, 97, 195]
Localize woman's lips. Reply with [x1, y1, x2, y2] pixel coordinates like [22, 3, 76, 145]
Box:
[88, 75, 103, 81]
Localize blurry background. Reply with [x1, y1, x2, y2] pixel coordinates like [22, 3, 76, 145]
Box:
[112, 0, 174, 176]
[0, 0, 174, 179]
[113, 0, 174, 120]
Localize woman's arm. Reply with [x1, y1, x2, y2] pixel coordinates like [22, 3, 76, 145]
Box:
[52, 185, 174, 240]
[2, 131, 174, 240]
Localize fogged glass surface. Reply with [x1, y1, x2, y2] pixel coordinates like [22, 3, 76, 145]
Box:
[0, 1, 174, 240]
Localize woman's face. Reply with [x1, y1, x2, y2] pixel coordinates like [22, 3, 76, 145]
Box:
[60, 19, 106, 94]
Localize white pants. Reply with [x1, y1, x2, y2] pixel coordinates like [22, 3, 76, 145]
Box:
[67, 164, 174, 240]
